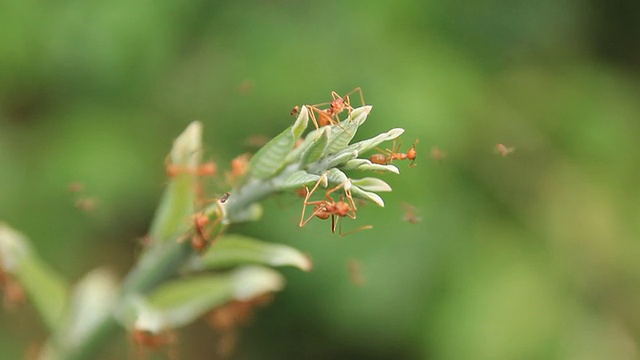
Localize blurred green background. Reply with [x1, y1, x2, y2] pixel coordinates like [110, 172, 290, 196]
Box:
[2, 0, 640, 359]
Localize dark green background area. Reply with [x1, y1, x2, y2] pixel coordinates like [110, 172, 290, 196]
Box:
[2, 1, 640, 359]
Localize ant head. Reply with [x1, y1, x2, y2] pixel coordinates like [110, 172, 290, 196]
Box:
[331, 97, 346, 113]
[407, 139, 419, 161]
[290, 105, 300, 116]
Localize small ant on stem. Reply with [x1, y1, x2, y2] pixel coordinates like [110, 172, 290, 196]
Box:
[370, 138, 419, 167]
[299, 175, 372, 236]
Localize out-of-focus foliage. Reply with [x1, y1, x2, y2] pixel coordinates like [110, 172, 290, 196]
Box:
[1, 0, 639, 359]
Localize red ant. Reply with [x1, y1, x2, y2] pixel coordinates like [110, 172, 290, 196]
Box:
[299, 176, 372, 236]
[370, 138, 419, 167]
[496, 143, 514, 157]
[179, 192, 229, 252]
[303, 88, 365, 130]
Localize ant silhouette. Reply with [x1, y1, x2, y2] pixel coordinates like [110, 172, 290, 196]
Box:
[370, 138, 419, 167]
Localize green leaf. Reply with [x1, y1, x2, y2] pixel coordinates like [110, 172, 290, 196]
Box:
[323, 106, 372, 156]
[148, 121, 202, 246]
[351, 178, 393, 192]
[277, 170, 321, 190]
[344, 127, 405, 155]
[306, 150, 359, 175]
[56, 269, 118, 348]
[325, 168, 350, 185]
[283, 124, 325, 164]
[340, 159, 400, 174]
[221, 202, 263, 225]
[129, 266, 284, 332]
[0, 223, 69, 330]
[248, 106, 309, 179]
[300, 127, 329, 166]
[185, 234, 313, 272]
[350, 186, 386, 207]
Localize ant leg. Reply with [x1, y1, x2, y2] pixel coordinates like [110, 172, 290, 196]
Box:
[343, 184, 358, 212]
[300, 202, 329, 227]
[391, 138, 403, 155]
[299, 175, 328, 227]
[324, 181, 357, 212]
[408, 139, 419, 167]
[305, 105, 322, 130]
[339, 224, 373, 237]
[306, 105, 351, 138]
[343, 87, 364, 108]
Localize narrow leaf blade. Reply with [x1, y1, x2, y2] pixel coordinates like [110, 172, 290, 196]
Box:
[186, 234, 313, 272]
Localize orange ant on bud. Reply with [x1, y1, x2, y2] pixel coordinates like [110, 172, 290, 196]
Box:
[496, 143, 514, 157]
[302, 87, 365, 130]
[179, 193, 229, 252]
[370, 139, 419, 167]
[299, 176, 372, 236]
